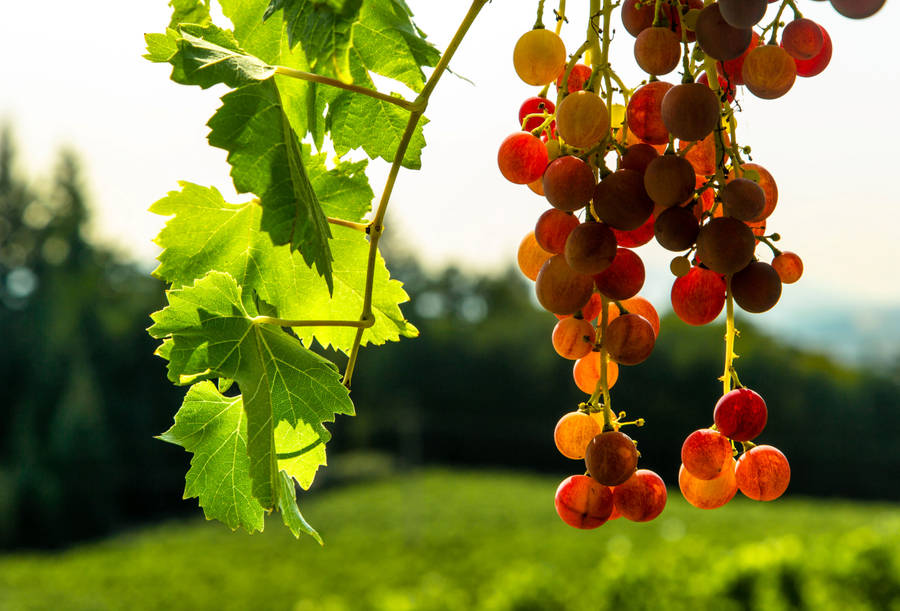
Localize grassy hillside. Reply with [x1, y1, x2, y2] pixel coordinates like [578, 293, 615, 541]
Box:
[1, 469, 898, 611]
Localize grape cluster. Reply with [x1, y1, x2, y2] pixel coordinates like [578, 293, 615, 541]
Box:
[503, 0, 881, 529]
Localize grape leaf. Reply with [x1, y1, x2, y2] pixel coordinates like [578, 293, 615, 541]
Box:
[207, 80, 334, 291]
[148, 271, 353, 509]
[149, 180, 417, 353]
[145, 24, 276, 89]
[168, 0, 212, 28]
[158, 381, 265, 533]
[264, 0, 363, 82]
[277, 470, 322, 542]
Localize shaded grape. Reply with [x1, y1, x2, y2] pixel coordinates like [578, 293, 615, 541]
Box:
[593, 248, 645, 300]
[682, 429, 732, 480]
[626, 81, 674, 145]
[721, 177, 766, 221]
[613, 469, 667, 521]
[585, 432, 638, 486]
[829, 0, 885, 18]
[535, 254, 595, 314]
[564, 222, 618, 275]
[661, 83, 721, 141]
[592, 169, 655, 231]
[670, 255, 691, 277]
[671, 266, 726, 325]
[619, 143, 659, 174]
[612, 214, 655, 247]
[543, 155, 596, 211]
[735, 445, 790, 501]
[606, 313, 656, 365]
[795, 25, 831, 77]
[729, 163, 777, 221]
[554, 412, 602, 459]
[719, 0, 767, 28]
[732, 260, 782, 313]
[772, 251, 803, 283]
[696, 217, 756, 274]
[497, 132, 548, 184]
[654, 205, 700, 251]
[517, 231, 553, 281]
[552, 317, 596, 360]
[679, 457, 738, 509]
[644, 154, 697, 208]
[714, 387, 768, 441]
[554, 475, 614, 528]
[556, 90, 610, 149]
[695, 3, 754, 61]
[743, 44, 797, 99]
[513, 29, 567, 86]
[781, 18, 824, 60]
[634, 27, 681, 76]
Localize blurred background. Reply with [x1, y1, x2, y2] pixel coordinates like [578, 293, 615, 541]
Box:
[0, 1, 898, 610]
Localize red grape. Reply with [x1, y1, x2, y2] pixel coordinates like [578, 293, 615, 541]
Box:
[626, 81, 674, 145]
[772, 251, 803, 283]
[671, 266, 726, 325]
[535, 254, 595, 314]
[735, 445, 790, 501]
[613, 469, 667, 521]
[518, 96, 556, 132]
[517, 231, 553, 281]
[535, 208, 580, 254]
[794, 25, 832, 77]
[605, 313, 656, 365]
[543, 155, 596, 212]
[573, 351, 620, 394]
[781, 18, 824, 60]
[552, 317, 596, 360]
[714, 387, 768, 441]
[497, 132, 548, 184]
[679, 457, 738, 509]
[612, 214, 655, 247]
[585, 431, 639, 486]
[682, 428, 732, 480]
[593, 248, 645, 300]
[554, 474, 614, 528]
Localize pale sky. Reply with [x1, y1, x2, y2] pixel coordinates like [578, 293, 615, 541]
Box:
[1, 0, 897, 309]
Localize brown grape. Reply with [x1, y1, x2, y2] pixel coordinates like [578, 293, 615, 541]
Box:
[644, 154, 697, 208]
[679, 457, 738, 509]
[682, 428, 732, 480]
[585, 431, 638, 486]
[714, 387, 768, 441]
[554, 412, 602, 459]
[535, 208, 579, 254]
[535, 254, 595, 314]
[743, 44, 797, 99]
[593, 248, 645, 300]
[613, 469, 667, 521]
[497, 132, 548, 184]
[695, 3, 754, 61]
[606, 313, 656, 365]
[619, 142, 660, 174]
[552, 317, 596, 360]
[543, 155, 596, 212]
[719, 0, 768, 28]
[661, 83, 721, 142]
[517, 231, 553, 281]
[781, 18, 824, 60]
[721, 177, 766, 221]
[671, 266, 726, 325]
[573, 351, 620, 394]
[634, 27, 681, 76]
[696, 217, 756, 274]
[732, 261, 782, 313]
[670, 255, 691, 277]
[654, 205, 699, 251]
[619, 296, 660, 337]
[554, 475, 614, 528]
[735, 445, 790, 501]
[626, 81, 674, 145]
[564, 222, 618, 275]
[556, 90, 610, 149]
[592, 169, 655, 231]
[829, 0, 885, 19]
[729, 163, 777, 221]
[513, 29, 567, 86]
[772, 251, 803, 283]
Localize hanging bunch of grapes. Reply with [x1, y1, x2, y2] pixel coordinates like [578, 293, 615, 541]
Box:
[503, 0, 882, 528]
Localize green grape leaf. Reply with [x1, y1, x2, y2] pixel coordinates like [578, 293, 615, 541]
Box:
[207, 80, 334, 291]
[277, 470, 322, 543]
[275, 420, 326, 489]
[148, 271, 353, 509]
[158, 381, 265, 533]
[168, 0, 211, 28]
[150, 180, 416, 353]
[264, 0, 362, 82]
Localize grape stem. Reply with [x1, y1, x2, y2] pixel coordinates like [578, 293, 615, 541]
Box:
[252, 315, 375, 329]
[589, 295, 617, 431]
[536, 0, 547, 28]
[757, 234, 783, 257]
[721, 275, 737, 395]
[559, 40, 593, 99]
[273, 66, 420, 112]
[555, 0, 568, 35]
[342, 0, 489, 388]
[327, 217, 369, 232]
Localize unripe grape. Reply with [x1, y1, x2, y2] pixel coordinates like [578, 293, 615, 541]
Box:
[743, 44, 797, 100]
[556, 91, 610, 149]
[513, 29, 567, 86]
